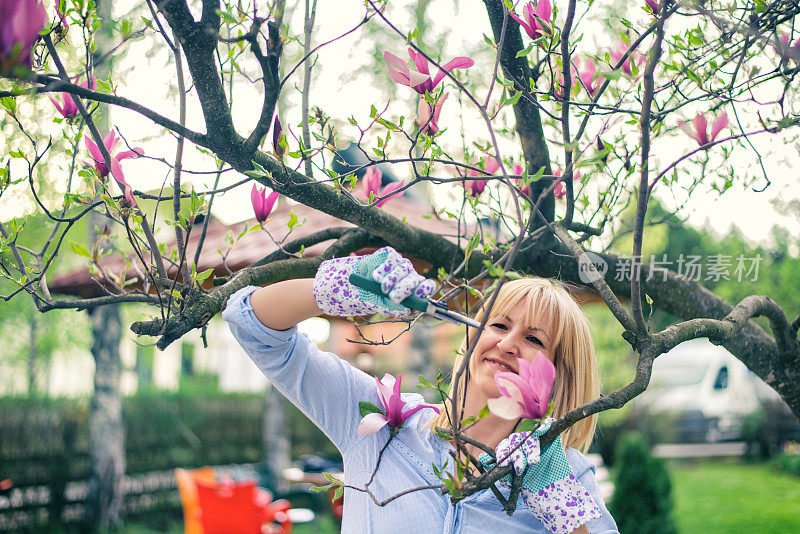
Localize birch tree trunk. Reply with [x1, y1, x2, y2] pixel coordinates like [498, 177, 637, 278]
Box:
[85, 304, 125, 530]
[84, 0, 125, 529]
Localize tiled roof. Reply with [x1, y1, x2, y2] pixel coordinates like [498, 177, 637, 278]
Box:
[48, 196, 463, 298]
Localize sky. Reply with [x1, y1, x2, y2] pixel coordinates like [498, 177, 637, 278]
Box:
[2, 0, 798, 251]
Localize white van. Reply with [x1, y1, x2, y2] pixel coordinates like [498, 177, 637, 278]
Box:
[634, 338, 780, 442]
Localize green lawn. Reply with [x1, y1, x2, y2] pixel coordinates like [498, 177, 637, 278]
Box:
[670, 460, 800, 533]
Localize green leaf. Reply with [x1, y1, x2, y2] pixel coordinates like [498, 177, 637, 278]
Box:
[215, 8, 237, 24]
[432, 462, 442, 478]
[433, 427, 451, 440]
[287, 209, 305, 230]
[95, 79, 112, 93]
[499, 91, 522, 109]
[461, 416, 478, 426]
[516, 43, 534, 58]
[483, 259, 505, 278]
[246, 161, 273, 185]
[310, 482, 336, 493]
[195, 268, 214, 284]
[478, 404, 490, 419]
[0, 96, 16, 115]
[376, 117, 400, 131]
[464, 232, 480, 262]
[516, 418, 542, 433]
[70, 241, 91, 258]
[359, 401, 385, 417]
[120, 19, 132, 37]
[529, 165, 546, 182]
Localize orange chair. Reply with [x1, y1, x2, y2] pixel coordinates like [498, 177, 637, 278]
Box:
[175, 467, 217, 534]
[176, 467, 293, 534]
[195, 478, 293, 534]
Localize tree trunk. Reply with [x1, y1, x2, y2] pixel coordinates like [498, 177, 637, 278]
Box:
[85, 303, 125, 531]
[27, 312, 37, 394]
[263, 384, 290, 494]
[84, 2, 125, 528]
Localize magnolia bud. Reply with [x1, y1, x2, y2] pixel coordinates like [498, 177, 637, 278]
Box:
[272, 116, 285, 158]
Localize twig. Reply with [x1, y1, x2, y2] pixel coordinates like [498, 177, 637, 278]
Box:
[301, 0, 318, 177]
[631, 2, 668, 337]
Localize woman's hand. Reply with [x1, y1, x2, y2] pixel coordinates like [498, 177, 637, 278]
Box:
[479, 420, 601, 534]
[313, 246, 436, 317]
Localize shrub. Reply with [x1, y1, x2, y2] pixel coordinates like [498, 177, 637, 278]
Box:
[741, 400, 800, 461]
[609, 432, 677, 534]
[773, 445, 800, 478]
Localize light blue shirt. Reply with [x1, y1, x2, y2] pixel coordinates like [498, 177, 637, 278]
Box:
[223, 286, 619, 534]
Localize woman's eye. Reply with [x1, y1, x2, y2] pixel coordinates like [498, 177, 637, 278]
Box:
[490, 322, 508, 330]
[526, 335, 543, 346]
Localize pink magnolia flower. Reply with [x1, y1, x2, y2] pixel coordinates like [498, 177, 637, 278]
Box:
[579, 58, 604, 96]
[251, 184, 279, 223]
[417, 93, 448, 135]
[487, 353, 555, 420]
[465, 157, 500, 197]
[384, 49, 474, 95]
[553, 167, 581, 199]
[55, 3, 70, 37]
[510, 0, 553, 41]
[645, 0, 660, 14]
[610, 40, 644, 76]
[0, 0, 47, 70]
[357, 166, 403, 207]
[777, 32, 800, 64]
[357, 373, 439, 435]
[512, 163, 531, 195]
[85, 130, 143, 207]
[678, 112, 728, 147]
[51, 77, 96, 119]
[553, 64, 579, 100]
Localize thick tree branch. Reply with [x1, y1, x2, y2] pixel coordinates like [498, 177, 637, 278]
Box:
[242, 19, 282, 155]
[131, 228, 381, 348]
[159, 0, 239, 153]
[483, 0, 554, 228]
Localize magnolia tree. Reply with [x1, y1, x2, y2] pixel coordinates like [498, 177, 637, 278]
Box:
[2, 0, 800, 515]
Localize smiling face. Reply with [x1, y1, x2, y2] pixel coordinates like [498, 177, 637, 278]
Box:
[468, 299, 557, 405]
[430, 277, 601, 454]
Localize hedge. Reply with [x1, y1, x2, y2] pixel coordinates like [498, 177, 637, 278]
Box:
[0, 390, 338, 531]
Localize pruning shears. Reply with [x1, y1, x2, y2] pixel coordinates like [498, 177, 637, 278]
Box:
[349, 273, 481, 329]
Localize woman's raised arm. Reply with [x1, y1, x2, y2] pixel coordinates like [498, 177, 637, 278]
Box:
[249, 278, 320, 331]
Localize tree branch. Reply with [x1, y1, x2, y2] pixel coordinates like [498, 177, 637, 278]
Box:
[482, 0, 554, 229]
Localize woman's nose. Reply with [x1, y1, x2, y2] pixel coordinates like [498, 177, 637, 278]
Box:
[496, 332, 519, 354]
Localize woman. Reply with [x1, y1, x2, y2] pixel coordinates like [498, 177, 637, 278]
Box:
[222, 247, 618, 533]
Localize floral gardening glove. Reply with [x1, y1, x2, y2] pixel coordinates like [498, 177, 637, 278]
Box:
[479, 419, 601, 534]
[313, 246, 436, 318]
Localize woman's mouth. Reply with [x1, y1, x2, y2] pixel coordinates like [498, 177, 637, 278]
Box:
[485, 357, 517, 374]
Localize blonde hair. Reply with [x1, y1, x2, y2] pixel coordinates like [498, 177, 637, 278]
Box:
[428, 277, 600, 453]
